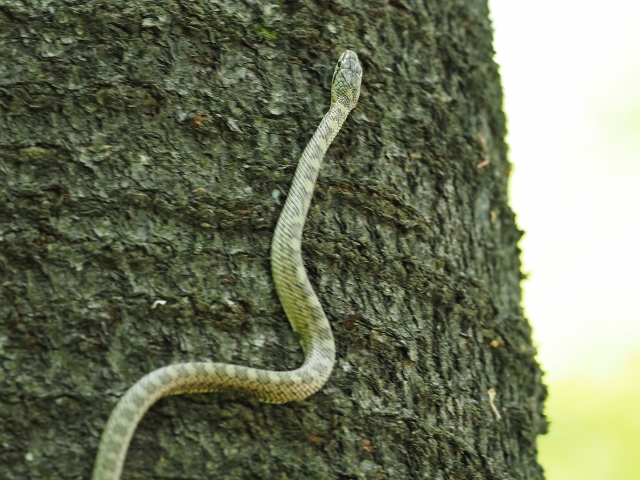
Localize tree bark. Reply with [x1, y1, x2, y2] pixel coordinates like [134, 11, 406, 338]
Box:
[0, 0, 547, 479]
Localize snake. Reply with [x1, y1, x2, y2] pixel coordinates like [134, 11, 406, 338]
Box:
[91, 50, 362, 480]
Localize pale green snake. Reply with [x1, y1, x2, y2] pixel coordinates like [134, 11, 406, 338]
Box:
[92, 50, 362, 480]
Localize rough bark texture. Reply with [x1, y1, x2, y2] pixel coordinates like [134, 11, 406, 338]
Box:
[0, 0, 547, 479]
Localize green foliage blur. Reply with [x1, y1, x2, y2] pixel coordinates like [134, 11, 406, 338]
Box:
[538, 354, 640, 479]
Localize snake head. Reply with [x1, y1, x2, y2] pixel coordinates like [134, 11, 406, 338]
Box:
[331, 50, 362, 110]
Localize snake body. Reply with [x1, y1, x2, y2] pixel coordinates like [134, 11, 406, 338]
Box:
[92, 50, 362, 480]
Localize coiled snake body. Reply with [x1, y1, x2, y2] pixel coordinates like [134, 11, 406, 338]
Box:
[92, 50, 362, 480]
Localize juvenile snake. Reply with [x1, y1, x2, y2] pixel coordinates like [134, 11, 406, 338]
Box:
[92, 50, 362, 480]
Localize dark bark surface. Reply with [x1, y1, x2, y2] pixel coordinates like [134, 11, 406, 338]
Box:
[0, 0, 547, 479]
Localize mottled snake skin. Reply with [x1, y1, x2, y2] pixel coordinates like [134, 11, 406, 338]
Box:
[91, 50, 362, 480]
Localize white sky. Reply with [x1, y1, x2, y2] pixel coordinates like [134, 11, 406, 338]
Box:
[488, 0, 640, 380]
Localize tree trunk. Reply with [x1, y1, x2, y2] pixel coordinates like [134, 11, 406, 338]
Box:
[0, 0, 547, 479]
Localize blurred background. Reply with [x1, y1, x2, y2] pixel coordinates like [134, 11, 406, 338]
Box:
[489, 0, 640, 477]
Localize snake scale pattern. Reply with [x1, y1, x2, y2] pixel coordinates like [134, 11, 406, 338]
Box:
[92, 50, 362, 480]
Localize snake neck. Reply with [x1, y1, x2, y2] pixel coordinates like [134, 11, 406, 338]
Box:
[270, 101, 352, 370]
